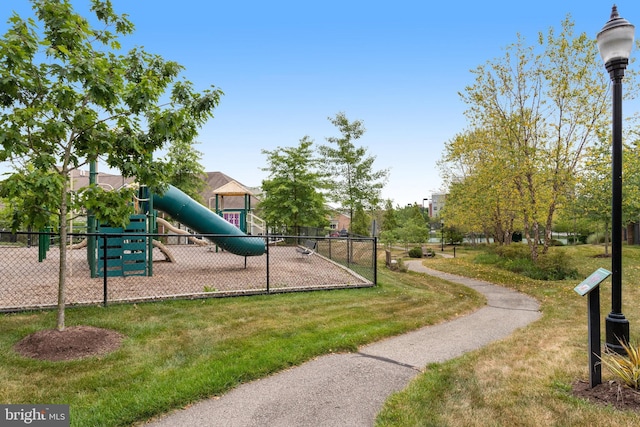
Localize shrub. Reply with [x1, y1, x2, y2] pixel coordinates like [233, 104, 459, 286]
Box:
[587, 232, 609, 244]
[535, 252, 579, 280]
[489, 244, 530, 260]
[476, 244, 578, 280]
[567, 234, 588, 244]
[408, 247, 423, 258]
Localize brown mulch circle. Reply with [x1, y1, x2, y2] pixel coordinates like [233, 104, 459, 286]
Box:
[572, 380, 640, 411]
[14, 325, 124, 361]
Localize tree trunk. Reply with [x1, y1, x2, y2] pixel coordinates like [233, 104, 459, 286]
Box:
[56, 183, 67, 332]
[542, 200, 557, 255]
[627, 222, 635, 246]
[529, 222, 539, 262]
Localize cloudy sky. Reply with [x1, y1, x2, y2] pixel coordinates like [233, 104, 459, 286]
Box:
[1, 1, 639, 207]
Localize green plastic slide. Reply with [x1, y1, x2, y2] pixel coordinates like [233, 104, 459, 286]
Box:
[152, 185, 265, 256]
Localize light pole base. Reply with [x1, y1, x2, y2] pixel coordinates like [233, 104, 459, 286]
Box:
[605, 312, 630, 354]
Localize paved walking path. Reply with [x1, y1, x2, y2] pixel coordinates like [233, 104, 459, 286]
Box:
[143, 260, 541, 427]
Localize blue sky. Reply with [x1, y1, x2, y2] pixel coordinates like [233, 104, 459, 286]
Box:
[1, 1, 640, 207]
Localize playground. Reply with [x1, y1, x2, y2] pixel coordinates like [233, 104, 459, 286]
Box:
[0, 181, 375, 311]
[0, 240, 373, 311]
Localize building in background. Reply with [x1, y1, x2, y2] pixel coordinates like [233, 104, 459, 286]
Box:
[430, 193, 447, 218]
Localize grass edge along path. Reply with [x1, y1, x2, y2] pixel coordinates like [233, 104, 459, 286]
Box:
[377, 246, 640, 427]
[0, 267, 483, 427]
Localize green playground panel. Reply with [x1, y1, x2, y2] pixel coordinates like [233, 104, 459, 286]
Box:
[97, 214, 148, 277]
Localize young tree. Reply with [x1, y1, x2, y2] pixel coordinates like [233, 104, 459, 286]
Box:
[381, 199, 398, 232]
[0, 0, 222, 331]
[165, 140, 207, 203]
[259, 136, 329, 234]
[350, 203, 370, 236]
[574, 136, 612, 254]
[318, 112, 389, 230]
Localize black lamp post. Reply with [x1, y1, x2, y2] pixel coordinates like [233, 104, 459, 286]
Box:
[597, 5, 635, 354]
[441, 219, 444, 252]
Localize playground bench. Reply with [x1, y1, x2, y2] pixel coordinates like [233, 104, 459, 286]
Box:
[296, 239, 317, 258]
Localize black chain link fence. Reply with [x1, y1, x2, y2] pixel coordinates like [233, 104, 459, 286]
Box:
[0, 231, 376, 312]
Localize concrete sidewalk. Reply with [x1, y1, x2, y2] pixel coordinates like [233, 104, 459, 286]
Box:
[142, 260, 541, 427]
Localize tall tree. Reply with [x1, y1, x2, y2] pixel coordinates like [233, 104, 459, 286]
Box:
[259, 136, 329, 234]
[318, 112, 389, 231]
[381, 199, 398, 232]
[440, 129, 521, 245]
[451, 17, 615, 260]
[0, 0, 222, 331]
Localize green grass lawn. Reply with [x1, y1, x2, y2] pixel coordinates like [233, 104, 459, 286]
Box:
[376, 244, 640, 426]
[6, 243, 640, 426]
[0, 267, 482, 426]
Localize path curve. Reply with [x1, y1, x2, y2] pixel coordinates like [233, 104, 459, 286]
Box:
[142, 260, 541, 427]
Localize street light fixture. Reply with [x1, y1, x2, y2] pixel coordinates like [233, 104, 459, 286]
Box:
[441, 219, 444, 252]
[597, 5, 635, 354]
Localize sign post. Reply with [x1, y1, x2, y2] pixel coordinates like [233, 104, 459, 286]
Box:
[574, 267, 612, 388]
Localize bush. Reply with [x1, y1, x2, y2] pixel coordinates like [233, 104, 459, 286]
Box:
[476, 244, 578, 280]
[408, 247, 423, 258]
[490, 244, 530, 260]
[535, 252, 579, 280]
[587, 232, 609, 244]
[567, 234, 588, 244]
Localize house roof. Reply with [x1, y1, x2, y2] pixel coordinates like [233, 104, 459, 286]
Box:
[201, 172, 260, 210]
[212, 180, 254, 196]
[67, 169, 261, 211]
[69, 169, 135, 191]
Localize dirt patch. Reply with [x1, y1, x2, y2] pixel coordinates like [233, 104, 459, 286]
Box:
[14, 326, 123, 361]
[573, 380, 640, 411]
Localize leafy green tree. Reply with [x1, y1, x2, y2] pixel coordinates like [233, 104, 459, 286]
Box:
[440, 129, 520, 245]
[396, 221, 428, 252]
[0, 0, 222, 331]
[259, 136, 329, 234]
[165, 140, 206, 203]
[379, 229, 398, 250]
[408, 203, 426, 225]
[381, 199, 398, 232]
[573, 136, 612, 253]
[446, 17, 618, 260]
[350, 203, 370, 236]
[318, 112, 389, 230]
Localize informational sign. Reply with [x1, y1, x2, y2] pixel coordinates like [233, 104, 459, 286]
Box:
[574, 267, 611, 296]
